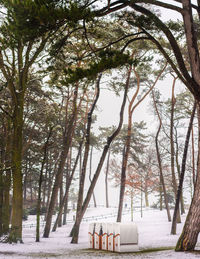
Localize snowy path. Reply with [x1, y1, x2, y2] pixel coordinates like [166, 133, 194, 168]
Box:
[0, 208, 200, 258]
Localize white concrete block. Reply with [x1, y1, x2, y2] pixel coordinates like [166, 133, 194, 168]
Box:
[113, 222, 139, 252]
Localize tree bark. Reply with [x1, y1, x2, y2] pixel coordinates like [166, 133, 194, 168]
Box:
[191, 126, 196, 185]
[174, 132, 185, 215]
[2, 118, 12, 235]
[0, 169, 3, 236]
[175, 101, 200, 251]
[89, 146, 97, 207]
[117, 145, 127, 222]
[105, 149, 110, 208]
[172, 101, 196, 235]
[170, 76, 181, 223]
[8, 92, 24, 243]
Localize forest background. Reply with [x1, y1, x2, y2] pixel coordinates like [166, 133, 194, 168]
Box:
[1, 0, 200, 253]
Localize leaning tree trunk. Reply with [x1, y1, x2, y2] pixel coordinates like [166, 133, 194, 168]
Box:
[63, 150, 72, 226]
[174, 128, 185, 215]
[58, 185, 63, 227]
[105, 149, 110, 208]
[172, 101, 196, 236]
[175, 142, 185, 215]
[191, 126, 196, 186]
[89, 146, 97, 207]
[116, 65, 139, 223]
[175, 101, 200, 251]
[71, 74, 102, 243]
[36, 127, 53, 242]
[52, 143, 82, 232]
[43, 85, 78, 238]
[63, 152, 71, 226]
[170, 76, 181, 224]
[117, 144, 128, 222]
[71, 68, 130, 244]
[152, 90, 171, 222]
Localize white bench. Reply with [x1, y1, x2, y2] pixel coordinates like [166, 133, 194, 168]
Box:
[113, 222, 139, 252]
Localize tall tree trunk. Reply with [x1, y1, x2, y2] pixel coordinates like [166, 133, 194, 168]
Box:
[58, 185, 63, 227]
[174, 129, 185, 215]
[89, 146, 97, 207]
[191, 126, 196, 186]
[116, 65, 139, 223]
[42, 156, 49, 208]
[43, 86, 78, 238]
[9, 93, 24, 243]
[170, 76, 181, 223]
[117, 145, 127, 222]
[63, 149, 72, 226]
[152, 90, 171, 222]
[171, 101, 196, 235]
[2, 118, 12, 235]
[175, 101, 200, 251]
[144, 187, 149, 207]
[71, 74, 102, 243]
[159, 182, 163, 211]
[71, 68, 130, 244]
[52, 142, 82, 232]
[36, 127, 53, 242]
[0, 169, 3, 236]
[45, 153, 59, 221]
[105, 149, 110, 208]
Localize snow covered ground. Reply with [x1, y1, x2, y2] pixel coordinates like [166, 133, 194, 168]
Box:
[0, 207, 200, 258]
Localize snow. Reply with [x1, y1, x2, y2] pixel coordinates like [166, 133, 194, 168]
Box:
[0, 207, 200, 258]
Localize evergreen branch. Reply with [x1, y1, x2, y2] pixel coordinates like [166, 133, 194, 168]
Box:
[135, 0, 182, 13]
[121, 36, 150, 52]
[129, 4, 199, 95]
[64, 50, 133, 84]
[83, 19, 96, 53]
[27, 37, 48, 69]
[95, 0, 182, 16]
[96, 2, 129, 17]
[83, 32, 144, 58]
[140, 30, 187, 87]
